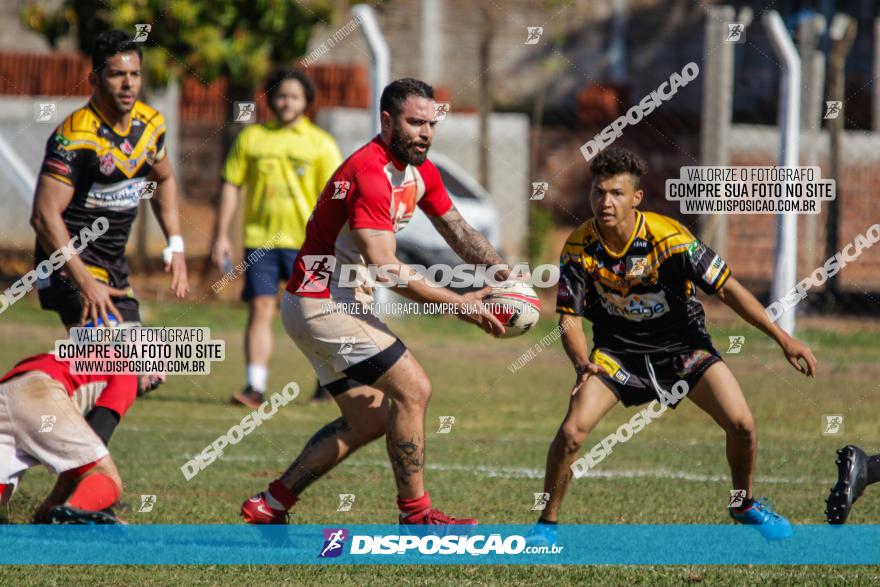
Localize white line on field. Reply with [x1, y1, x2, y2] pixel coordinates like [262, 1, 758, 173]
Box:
[176, 454, 827, 484]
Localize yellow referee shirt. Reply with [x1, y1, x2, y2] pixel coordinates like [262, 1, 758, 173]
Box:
[222, 117, 342, 249]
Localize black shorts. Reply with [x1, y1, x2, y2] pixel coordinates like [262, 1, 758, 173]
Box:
[37, 263, 141, 326]
[589, 347, 722, 408]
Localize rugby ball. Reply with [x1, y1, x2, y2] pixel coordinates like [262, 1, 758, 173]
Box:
[484, 282, 541, 338]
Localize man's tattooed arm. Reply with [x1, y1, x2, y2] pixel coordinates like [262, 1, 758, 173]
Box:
[428, 205, 505, 267]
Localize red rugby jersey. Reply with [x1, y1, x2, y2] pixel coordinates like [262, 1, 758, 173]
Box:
[0, 353, 137, 418]
[286, 135, 453, 298]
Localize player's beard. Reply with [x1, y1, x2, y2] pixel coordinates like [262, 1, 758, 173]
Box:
[389, 124, 429, 166]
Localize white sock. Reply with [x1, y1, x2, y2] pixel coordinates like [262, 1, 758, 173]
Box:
[246, 364, 268, 393]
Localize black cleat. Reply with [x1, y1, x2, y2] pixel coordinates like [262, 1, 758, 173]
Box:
[49, 505, 123, 525]
[826, 445, 869, 525]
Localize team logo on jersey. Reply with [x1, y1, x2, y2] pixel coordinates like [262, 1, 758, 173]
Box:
[611, 260, 625, 275]
[702, 255, 725, 286]
[626, 256, 648, 277]
[45, 159, 71, 177]
[99, 152, 116, 175]
[85, 178, 146, 210]
[120, 139, 133, 155]
[319, 528, 349, 558]
[595, 283, 670, 321]
[390, 182, 418, 231]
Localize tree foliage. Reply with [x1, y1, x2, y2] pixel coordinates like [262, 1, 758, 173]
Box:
[22, 0, 337, 88]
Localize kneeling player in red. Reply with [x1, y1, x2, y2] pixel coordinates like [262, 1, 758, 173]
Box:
[0, 353, 163, 523]
[528, 148, 816, 544]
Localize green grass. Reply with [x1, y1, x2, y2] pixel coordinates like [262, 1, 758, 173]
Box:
[1, 295, 879, 584]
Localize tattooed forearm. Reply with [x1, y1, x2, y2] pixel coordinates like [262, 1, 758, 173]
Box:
[429, 206, 504, 267]
[387, 435, 424, 487]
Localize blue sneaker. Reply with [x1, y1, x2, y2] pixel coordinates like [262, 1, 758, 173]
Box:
[729, 498, 792, 540]
[525, 520, 557, 547]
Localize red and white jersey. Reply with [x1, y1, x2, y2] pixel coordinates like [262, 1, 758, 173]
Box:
[0, 353, 137, 418]
[286, 135, 453, 298]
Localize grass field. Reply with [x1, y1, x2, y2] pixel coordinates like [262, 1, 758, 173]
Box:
[1, 294, 879, 585]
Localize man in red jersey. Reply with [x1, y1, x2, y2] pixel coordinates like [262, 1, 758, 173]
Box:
[0, 353, 163, 524]
[241, 78, 507, 525]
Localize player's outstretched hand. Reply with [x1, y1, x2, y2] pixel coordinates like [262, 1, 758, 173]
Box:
[457, 286, 505, 337]
[782, 336, 817, 377]
[166, 251, 189, 298]
[79, 280, 127, 327]
[572, 362, 609, 395]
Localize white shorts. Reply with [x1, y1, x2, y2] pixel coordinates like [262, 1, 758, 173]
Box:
[0, 372, 108, 493]
[281, 291, 405, 393]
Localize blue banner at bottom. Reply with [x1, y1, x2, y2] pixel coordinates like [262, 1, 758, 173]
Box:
[0, 524, 877, 565]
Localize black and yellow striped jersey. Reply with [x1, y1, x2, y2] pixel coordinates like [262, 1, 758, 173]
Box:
[556, 211, 731, 354]
[37, 99, 166, 268]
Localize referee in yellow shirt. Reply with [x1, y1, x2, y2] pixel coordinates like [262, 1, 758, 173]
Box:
[212, 67, 342, 408]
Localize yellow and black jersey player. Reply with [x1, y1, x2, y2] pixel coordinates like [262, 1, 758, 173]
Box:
[529, 147, 818, 543]
[30, 29, 188, 330]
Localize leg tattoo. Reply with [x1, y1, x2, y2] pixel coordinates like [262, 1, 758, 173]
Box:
[387, 436, 424, 488]
[280, 418, 352, 494]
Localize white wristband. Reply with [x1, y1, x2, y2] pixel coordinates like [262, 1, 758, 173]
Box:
[167, 235, 185, 253]
[162, 235, 185, 264]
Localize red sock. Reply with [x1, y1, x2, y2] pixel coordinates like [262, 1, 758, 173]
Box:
[267, 480, 298, 510]
[398, 491, 431, 517]
[67, 473, 120, 511]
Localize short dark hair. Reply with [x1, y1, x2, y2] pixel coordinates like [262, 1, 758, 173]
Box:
[92, 29, 143, 73]
[264, 67, 316, 106]
[590, 147, 647, 189]
[380, 78, 434, 117]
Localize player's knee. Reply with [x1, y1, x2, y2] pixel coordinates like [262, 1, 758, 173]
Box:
[249, 297, 276, 321]
[560, 422, 588, 454]
[92, 457, 123, 493]
[399, 376, 432, 407]
[727, 416, 756, 444]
